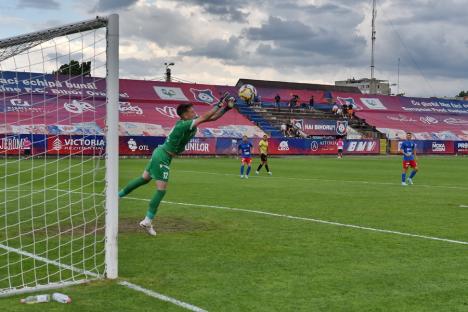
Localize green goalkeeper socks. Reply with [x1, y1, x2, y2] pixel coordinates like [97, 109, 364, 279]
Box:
[146, 190, 166, 220]
[119, 177, 150, 197]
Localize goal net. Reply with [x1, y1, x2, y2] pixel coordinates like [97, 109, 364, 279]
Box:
[0, 15, 119, 297]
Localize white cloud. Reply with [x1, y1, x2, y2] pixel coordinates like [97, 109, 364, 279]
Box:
[4, 0, 468, 97]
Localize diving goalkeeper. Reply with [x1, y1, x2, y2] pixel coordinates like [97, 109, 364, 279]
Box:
[119, 93, 234, 236]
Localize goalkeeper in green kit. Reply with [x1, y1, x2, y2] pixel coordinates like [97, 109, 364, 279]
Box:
[119, 92, 235, 236]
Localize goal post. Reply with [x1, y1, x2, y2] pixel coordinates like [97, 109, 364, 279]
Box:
[105, 13, 119, 280]
[0, 14, 119, 297]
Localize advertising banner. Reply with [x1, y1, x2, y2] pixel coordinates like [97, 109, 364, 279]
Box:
[291, 119, 347, 136]
[355, 111, 468, 140]
[333, 92, 468, 115]
[181, 137, 217, 155]
[1, 134, 28, 155]
[344, 139, 380, 154]
[0, 95, 264, 138]
[47, 135, 105, 155]
[308, 139, 337, 155]
[0, 95, 107, 135]
[455, 141, 468, 155]
[0, 71, 238, 104]
[119, 136, 165, 156]
[120, 101, 263, 137]
[267, 138, 307, 155]
[0, 134, 48, 155]
[264, 138, 379, 155]
[389, 140, 455, 155]
[426, 141, 455, 154]
[0, 71, 112, 99]
[332, 92, 468, 140]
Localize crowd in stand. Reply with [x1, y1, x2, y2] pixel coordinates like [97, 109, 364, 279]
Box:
[280, 120, 306, 138]
[332, 102, 354, 119]
[248, 94, 315, 111]
[243, 93, 360, 139]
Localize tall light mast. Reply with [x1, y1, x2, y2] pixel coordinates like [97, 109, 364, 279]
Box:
[370, 0, 377, 94]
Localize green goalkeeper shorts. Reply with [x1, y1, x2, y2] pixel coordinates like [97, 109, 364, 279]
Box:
[145, 147, 173, 182]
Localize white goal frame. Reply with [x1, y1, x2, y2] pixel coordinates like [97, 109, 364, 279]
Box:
[0, 14, 119, 296]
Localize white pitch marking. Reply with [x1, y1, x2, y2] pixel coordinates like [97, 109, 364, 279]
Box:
[1, 187, 466, 246]
[0, 243, 99, 277]
[124, 197, 468, 246]
[0, 243, 208, 311]
[177, 169, 468, 191]
[118, 281, 207, 312]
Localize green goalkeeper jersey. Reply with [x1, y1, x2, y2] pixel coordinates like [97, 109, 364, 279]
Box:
[159, 119, 197, 155]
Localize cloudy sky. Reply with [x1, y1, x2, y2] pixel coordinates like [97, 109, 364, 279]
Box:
[1, 0, 467, 97]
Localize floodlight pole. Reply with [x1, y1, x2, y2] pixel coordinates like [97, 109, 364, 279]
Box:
[165, 62, 175, 82]
[370, 0, 377, 94]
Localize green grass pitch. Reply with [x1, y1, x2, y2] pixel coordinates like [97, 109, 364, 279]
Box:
[0, 155, 467, 311]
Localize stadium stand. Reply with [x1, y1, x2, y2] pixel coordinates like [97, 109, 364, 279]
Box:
[2, 71, 467, 145]
[233, 79, 377, 139]
[234, 79, 468, 141]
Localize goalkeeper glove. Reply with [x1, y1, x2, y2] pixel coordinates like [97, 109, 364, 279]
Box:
[226, 96, 236, 109]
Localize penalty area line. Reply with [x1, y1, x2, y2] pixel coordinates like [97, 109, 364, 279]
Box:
[125, 196, 468, 247]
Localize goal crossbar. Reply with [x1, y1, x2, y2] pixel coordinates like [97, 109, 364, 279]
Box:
[0, 17, 109, 63]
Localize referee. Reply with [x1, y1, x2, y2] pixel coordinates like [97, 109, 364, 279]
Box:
[255, 134, 272, 175]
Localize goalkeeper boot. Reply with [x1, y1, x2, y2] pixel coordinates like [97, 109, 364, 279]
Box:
[139, 218, 157, 236]
[268, 171, 272, 175]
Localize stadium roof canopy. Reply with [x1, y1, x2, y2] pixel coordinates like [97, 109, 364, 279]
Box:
[236, 78, 361, 93]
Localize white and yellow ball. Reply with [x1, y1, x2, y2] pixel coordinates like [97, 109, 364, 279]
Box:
[238, 84, 257, 102]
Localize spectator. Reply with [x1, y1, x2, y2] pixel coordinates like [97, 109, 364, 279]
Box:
[336, 137, 344, 158]
[309, 96, 314, 109]
[341, 103, 348, 118]
[252, 95, 262, 107]
[286, 121, 293, 137]
[274, 94, 281, 111]
[332, 102, 339, 114]
[23, 137, 32, 158]
[347, 104, 354, 119]
[280, 123, 287, 136]
[289, 95, 298, 112]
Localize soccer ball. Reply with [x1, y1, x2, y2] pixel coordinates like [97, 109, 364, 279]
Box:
[238, 84, 257, 102]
